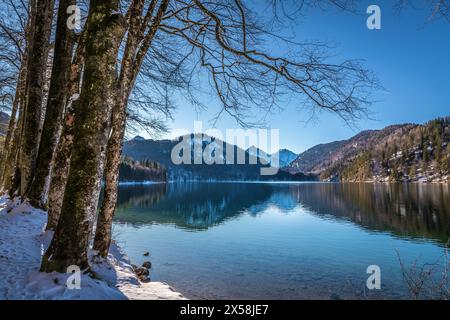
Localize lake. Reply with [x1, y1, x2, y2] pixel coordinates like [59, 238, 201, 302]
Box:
[112, 182, 449, 299]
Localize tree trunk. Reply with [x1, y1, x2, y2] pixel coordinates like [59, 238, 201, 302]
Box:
[4, 60, 32, 195]
[19, 0, 54, 196]
[93, 0, 144, 257]
[92, 100, 127, 256]
[41, 0, 125, 272]
[3, 0, 35, 194]
[0, 74, 22, 185]
[45, 101, 76, 230]
[93, 0, 169, 258]
[89, 144, 107, 232]
[46, 30, 86, 231]
[28, 0, 76, 207]
[2, 102, 23, 193]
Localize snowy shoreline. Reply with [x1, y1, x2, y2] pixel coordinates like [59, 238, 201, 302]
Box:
[0, 195, 185, 300]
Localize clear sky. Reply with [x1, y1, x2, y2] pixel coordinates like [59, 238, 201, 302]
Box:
[140, 0, 450, 154]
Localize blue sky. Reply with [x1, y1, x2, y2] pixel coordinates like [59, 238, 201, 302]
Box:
[142, 0, 450, 154]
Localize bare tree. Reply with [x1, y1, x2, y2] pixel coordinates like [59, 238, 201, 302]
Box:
[396, 244, 449, 300]
[8, 0, 377, 272]
[45, 28, 86, 230]
[0, 0, 27, 105]
[41, 0, 126, 272]
[44, 1, 176, 231]
[19, 0, 54, 196]
[92, 0, 378, 258]
[28, 0, 76, 208]
[94, 0, 170, 257]
[0, 0, 30, 185]
[394, 0, 450, 21]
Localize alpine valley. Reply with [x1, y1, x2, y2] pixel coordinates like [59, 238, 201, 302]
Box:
[122, 117, 449, 183]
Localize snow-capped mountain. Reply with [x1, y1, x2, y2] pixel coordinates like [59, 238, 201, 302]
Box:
[271, 149, 298, 168]
[246, 146, 297, 168]
[123, 136, 311, 181]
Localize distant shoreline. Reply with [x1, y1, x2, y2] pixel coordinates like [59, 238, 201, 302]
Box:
[118, 179, 449, 185]
[118, 181, 166, 186]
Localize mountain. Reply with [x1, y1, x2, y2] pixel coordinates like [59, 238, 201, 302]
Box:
[288, 117, 450, 183]
[131, 135, 146, 142]
[289, 125, 413, 175]
[123, 117, 449, 183]
[246, 146, 297, 168]
[332, 118, 450, 183]
[246, 146, 270, 165]
[286, 140, 346, 174]
[122, 134, 314, 181]
[272, 149, 298, 168]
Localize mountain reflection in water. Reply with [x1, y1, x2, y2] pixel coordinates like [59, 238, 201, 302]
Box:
[114, 182, 449, 244]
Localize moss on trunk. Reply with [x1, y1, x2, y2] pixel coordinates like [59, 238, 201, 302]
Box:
[41, 0, 125, 272]
[28, 0, 76, 207]
[19, 0, 54, 196]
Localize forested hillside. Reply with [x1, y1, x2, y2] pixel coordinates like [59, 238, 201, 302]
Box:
[288, 125, 415, 174]
[320, 118, 450, 182]
[119, 156, 167, 182]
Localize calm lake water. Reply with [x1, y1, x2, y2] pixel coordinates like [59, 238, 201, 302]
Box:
[112, 182, 449, 299]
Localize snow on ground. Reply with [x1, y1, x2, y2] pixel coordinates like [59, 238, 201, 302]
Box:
[0, 195, 185, 300]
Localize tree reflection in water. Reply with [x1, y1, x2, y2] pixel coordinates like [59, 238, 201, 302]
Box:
[114, 182, 449, 244]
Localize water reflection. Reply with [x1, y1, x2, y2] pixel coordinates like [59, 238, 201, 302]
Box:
[115, 182, 273, 229]
[291, 183, 450, 245]
[114, 182, 450, 244]
[113, 182, 449, 299]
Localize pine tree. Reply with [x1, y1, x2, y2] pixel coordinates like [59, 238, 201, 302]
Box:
[408, 165, 416, 180]
[391, 164, 399, 181]
[440, 145, 450, 174]
[435, 135, 442, 161]
[423, 143, 430, 163]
